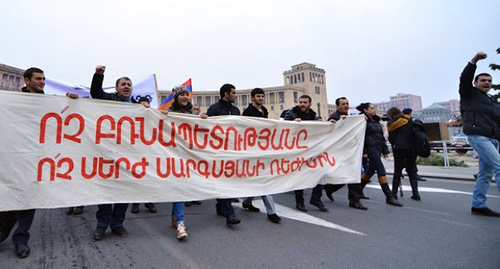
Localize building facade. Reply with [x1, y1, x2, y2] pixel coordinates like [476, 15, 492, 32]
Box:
[412, 103, 453, 123]
[159, 63, 330, 119]
[373, 93, 422, 113]
[435, 99, 460, 117]
[0, 64, 24, 92]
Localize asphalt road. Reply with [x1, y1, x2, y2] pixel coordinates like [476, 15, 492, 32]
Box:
[1, 177, 499, 269]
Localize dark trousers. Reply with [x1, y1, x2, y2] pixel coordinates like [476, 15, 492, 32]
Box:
[216, 199, 235, 217]
[0, 209, 36, 244]
[96, 204, 128, 229]
[295, 184, 324, 204]
[392, 149, 418, 194]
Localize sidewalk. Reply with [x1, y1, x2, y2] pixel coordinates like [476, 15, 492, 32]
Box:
[381, 159, 477, 181]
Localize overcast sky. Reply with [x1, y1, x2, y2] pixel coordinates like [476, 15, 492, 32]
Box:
[2, 0, 499, 107]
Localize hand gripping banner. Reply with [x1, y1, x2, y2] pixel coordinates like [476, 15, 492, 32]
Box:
[0, 91, 366, 211]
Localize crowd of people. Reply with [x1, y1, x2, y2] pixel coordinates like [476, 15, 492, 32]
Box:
[1, 52, 499, 259]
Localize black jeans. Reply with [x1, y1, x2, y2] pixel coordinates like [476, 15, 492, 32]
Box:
[0, 209, 36, 244]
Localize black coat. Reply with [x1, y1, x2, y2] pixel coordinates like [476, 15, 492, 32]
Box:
[327, 110, 347, 121]
[284, 106, 317, 121]
[364, 116, 389, 155]
[206, 99, 240, 116]
[388, 116, 413, 151]
[459, 62, 500, 139]
[90, 73, 137, 103]
[242, 104, 268, 118]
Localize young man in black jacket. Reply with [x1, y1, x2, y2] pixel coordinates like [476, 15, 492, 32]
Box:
[90, 65, 134, 240]
[241, 88, 282, 223]
[206, 83, 241, 225]
[460, 52, 500, 217]
[284, 95, 329, 212]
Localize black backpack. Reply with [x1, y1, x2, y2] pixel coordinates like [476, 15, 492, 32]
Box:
[411, 119, 431, 158]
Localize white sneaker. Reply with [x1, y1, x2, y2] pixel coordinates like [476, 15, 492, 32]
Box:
[176, 223, 188, 240]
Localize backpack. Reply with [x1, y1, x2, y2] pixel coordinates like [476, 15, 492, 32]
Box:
[411, 119, 431, 158]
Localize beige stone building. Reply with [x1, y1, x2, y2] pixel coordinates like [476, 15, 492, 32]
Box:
[159, 63, 331, 119]
[0, 64, 24, 92]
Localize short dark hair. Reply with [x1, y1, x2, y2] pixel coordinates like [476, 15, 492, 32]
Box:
[335, 97, 348, 106]
[116, 77, 132, 87]
[474, 73, 492, 82]
[387, 107, 402, 119]
[299, 94, 311, 103]
[251, 88, 264, 97]
[220, 83, 235, 98]
[23, 67, 44, 79]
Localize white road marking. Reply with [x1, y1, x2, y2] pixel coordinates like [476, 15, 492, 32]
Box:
[234, 200, 366, 236]
[365, 185, 500, 198]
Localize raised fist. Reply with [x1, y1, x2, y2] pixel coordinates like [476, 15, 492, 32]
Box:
[472, 52, 487, 63]
[95, 65, 106, 74]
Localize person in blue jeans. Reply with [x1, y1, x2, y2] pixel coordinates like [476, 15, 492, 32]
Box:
[459, 52, 500, 217]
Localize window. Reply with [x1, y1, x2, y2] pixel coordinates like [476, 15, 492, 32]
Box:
[270, 92, 275, 104]
[242, 95, 248, 105]
[205, 96, 211, 106]
[196, 96, 202, 106]
[309, 72, 312, 82]
[294, 74, 297, 84]
[234, 96, 239, 106]
[271, 105, 274, 111]
[301, 72, 304, 82]
[293, 92, 298, 103]
[317, 103, 321, 117]
[280, 105, 283, 110]
[279, 92, 284, 103]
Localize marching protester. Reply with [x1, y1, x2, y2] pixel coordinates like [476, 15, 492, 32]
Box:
[206, 83, 242, 225]
[166, 86, 207, 239]
[357, 103, 402, 208]
[459, 52, 500, 217]
[402, 108, 426, 182]
[387, 107, 421, 201]
[241, 88, 282, 223]
[284, 95, 329, 212]
[324, 97, 369, 203]
[0, 67, 78, 258]
[89, 65, 135, 240]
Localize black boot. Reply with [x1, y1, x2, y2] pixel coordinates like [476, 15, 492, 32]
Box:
[391, 175, 401, 200]
[409, 178, 421, 201]
[381, 183, 403, 207]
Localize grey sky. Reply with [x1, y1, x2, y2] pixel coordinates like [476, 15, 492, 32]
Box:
[2, 0, 499, 108]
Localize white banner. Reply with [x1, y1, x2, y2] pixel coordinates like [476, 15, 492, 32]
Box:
[0, 91, 366, 211]
[44, 74, 159, 108]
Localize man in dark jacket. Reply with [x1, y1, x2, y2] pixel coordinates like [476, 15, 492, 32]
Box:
[0, 68, 45, 258]
[323, 97, 369, 209]
[206, 83, 241, 225]
[90, 65, 134, 240]
[241, 88, 282, 223]
[284, 95, 329, 212]
[459, 52, 500, 217]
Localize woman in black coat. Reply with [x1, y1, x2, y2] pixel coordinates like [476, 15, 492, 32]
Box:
[355, 103, 402, 209]
[387, 107, 421, 201]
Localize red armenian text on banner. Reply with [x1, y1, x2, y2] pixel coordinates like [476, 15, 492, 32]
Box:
[0, 91, 366, 211]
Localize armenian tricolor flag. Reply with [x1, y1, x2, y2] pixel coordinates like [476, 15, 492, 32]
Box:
[159, 78, 192, 110]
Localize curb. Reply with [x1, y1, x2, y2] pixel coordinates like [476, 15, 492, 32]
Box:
[385, 172, 476, 182]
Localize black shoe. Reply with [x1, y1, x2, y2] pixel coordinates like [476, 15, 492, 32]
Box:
[310, 200, 329, 212]
[326, 192, 334, 202]
[191, 201, 202, 205]
[349, 201, 368, 210]
[416, 177, 426, 182]
[295, 203, 308, 212]
[226, 215, 241, 225]
[473, 174, 478, 180]
[131, 204, 140, 214]
[411, 195, 421, 201]
[185, 202, 192, 207]
[73, 206, 84, 215]
[93, 227, 106, 241]
[267, 214, 282, 223]
[112, 226, 128, 237]
[145, 203, 157, 213]
[242, 202, 260, 212]
[386, 197, 403, 207]
[232, 198, 240, 202]
[15, 243, 30, 258]
[66, 207, 74, 215]
[360, 195, 370, 200]
[471, 207, 500, 217]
